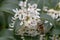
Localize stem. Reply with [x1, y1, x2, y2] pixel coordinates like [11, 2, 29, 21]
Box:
[45, 35, 48, 40]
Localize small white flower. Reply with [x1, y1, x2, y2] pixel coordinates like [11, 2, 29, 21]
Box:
[30, 20, 37, 26]
[28, 8, 35, 12]
[24, 21, 30, 27]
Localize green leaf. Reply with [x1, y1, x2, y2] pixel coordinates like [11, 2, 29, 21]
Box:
[0, 0, 19, 29]
[0, 29, 16, 40]
[0, 12, 6, 30]
[45, 0, 58, 8]
[0, 37, 16, 40]
[50, 28, 60, 35]
[40, 13, 55, 33]
[40, 13, 55, 26]
[0, 0, 19, 14]
[0, 29, 13, 37]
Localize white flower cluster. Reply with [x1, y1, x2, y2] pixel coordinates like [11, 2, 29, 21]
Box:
[43, 2, 60, 21]
[43, 6, 60, 21]
[9, 0, 41, 36]
[12, 0, 41, 28]
[47, 9, 60, 21]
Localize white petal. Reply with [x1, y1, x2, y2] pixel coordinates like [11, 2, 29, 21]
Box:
[36, 16, 40, 18]
[9, 24, 14, 28]
[19, 1, 23, 7]
[12, 17, 16, 20]
[8, 28, 13, 31]
[28, 8, 31, 11]
[32, 4, 37, 8]
[12, 9, 17, 13]
[43, 6, 48, 11]
[20, 22, 23, 25]
[48, 9, 55, 12]
[36, 9, 41, 11]
[43, 9, 48, 11]
[55, 14, 58, 19]
[21, 36, 24, 39]
[16, 8, 19, 11]
[24, 2, 26, 7]
[28, 3, 31, 7]
[18, 14, 22, 20]
[14, 13, 18, 17]
[56, 18, 60, 21]
[44, 20, 48, 23]
[12, 8, 18, 13]
[50, 23, 53, 26]
[35, 11, 40, 15]
[51, 14, 56, 19]
[30, 21, 37, 26]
